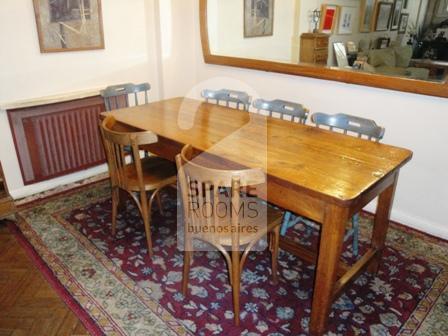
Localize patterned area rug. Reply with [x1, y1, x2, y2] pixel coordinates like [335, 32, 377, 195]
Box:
[12, 180, 448, 335]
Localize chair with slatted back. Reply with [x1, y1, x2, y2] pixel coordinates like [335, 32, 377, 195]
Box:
[201, 89, 252, 111]
[253, 99, 316, 248]
[253, 99, 309, 123]
[308, 112, 385, 256]
[100, 116, 177, 257]
[101, 83, 152, 157]
[176, 144, 283, 326]
[312, 112, 385, 141]
[101, 83, 151, 111]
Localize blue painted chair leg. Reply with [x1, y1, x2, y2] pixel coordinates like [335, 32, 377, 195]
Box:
[280, 211, 293, 236]
[352, 213, 360, 256]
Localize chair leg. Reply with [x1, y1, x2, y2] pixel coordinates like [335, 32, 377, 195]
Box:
[111, 187, 119, 236]
[231, 250, 241, 326]
[280, 211, 292, 236]
[271, 226, 280, 285]
[156, 192, 164, 216]
[182, 249, 192, 296]
[140, 199, 153, 257]
[352, 213, 360, 257]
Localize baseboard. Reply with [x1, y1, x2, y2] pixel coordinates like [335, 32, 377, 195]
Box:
[364, 203, 448, 241]
[10, 164, 108, 200]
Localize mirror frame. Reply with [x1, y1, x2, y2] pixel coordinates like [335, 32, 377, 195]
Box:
[199, 0, 448, 99]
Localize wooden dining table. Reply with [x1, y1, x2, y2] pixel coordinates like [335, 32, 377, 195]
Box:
[102, 97, 413, 335]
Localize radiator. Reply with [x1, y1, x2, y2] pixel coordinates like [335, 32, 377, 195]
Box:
[8, 96, 106, 185]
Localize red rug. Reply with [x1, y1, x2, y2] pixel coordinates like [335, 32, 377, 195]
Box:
[11, 180, 448, 335]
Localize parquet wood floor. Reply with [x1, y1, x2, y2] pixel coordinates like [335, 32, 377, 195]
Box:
[0, 221, 89, 336]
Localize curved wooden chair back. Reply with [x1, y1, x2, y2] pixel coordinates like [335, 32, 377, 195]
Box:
[101, 82, 151, 111]
[100, 116, 158, 191]
[311, 112, 385, 141]
[201, 89, 252, 111]
[176, 145, 265, 250]
[253, 99, 309, 124]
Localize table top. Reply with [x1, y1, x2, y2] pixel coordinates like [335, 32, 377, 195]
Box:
[103, 97, 412, 205]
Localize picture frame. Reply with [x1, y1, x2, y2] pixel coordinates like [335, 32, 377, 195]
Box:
[32, 0, 105, 53]
[359, 0, 376, 33]
[320, 5, 339, 34]
[375, 2, 393, 32]
[244, 0, 274, 38]
[391, 0, 404, 31]
[398, 13, 409, 34]
[338, 7, 357, 35]
[377, 37, 391, 49]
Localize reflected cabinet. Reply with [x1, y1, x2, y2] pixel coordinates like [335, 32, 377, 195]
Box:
[300, 33, 330, 65]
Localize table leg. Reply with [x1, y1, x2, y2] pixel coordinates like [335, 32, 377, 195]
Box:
[367, 172, 399, 274]
[310, 204, 349, 335]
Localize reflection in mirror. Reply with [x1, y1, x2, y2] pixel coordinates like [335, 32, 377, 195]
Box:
[334, 42, 349, 67]
[207, 0, 448, 83]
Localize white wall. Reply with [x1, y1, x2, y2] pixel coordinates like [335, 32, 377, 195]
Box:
[159, 0, 448, 240]
[0, 0, 161, 198]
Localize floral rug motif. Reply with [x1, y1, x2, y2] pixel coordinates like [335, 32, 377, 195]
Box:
[14, 180, 448, 335]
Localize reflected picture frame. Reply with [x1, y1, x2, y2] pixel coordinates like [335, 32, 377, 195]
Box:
[391, 0, 404, 31]
[320, 5, 339, 34]
[398, 13, 409, 34]
[338, 7, 357, 35]
[333, 42, 349, 68]
[244, 0, 275, 38]
[375, 2, 393, 32]
[360, 0, 376, 33]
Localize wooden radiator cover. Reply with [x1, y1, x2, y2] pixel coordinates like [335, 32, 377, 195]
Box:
[8, 96, 107, 185]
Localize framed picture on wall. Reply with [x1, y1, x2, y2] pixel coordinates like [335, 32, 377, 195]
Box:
[338, 7, 357, 34]
[320, 5, 339, 34]
[375, 2, 393, 32]
[398, 13, 409, 34]
[244, 0, 274, 38]
[32, 0, 105, 53]
[360, 0, 376, 33]
[391, 0, 404, 31]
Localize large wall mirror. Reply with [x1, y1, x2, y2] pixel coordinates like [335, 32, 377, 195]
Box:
[200, 0, 448, 98]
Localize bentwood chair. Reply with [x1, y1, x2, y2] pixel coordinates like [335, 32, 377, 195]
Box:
[310, 112, 385, 256]
[176, 145, 283, 326]
[100, 116, 177, 257]
[201, 89, 252, 111]
[252, 99, 309, 123]
[101, 83, 151, 111]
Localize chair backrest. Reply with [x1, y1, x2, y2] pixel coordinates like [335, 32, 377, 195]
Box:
[253, 99, 309, 124]
[201, 89, 252, 111]
[100, 83, 151, 111]
[311, 112, 385, 141]
[100, 116, 158, 191]
[175, 145, 265, 250]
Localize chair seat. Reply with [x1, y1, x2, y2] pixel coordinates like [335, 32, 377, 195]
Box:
[125, 156, 177, 191]
[191, 195, 283, 246]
